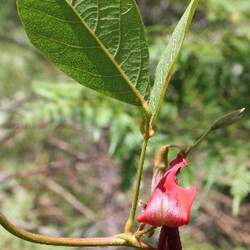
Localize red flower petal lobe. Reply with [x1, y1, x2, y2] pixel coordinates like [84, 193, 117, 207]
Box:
[137, 154, 197, 227]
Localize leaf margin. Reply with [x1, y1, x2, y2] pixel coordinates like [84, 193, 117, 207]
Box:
[149, 0, 199, 125]
[16, 0, 151, 115]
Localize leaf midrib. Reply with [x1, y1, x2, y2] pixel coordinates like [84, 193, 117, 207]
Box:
[64, 0, 149, 110]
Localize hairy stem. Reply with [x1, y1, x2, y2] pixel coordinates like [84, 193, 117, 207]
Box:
[0, 213, 154, 249]
[125, 137, 149, 233]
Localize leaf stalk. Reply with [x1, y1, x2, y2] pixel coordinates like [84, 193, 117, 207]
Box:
[124, 126, 150, 233]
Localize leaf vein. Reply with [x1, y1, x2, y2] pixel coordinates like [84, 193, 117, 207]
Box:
[23, 5, 81, 24]
[34, 32, 99, 50]
[63, 0, 147, 106]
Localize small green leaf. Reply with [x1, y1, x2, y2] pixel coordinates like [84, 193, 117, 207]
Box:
[149, 0, 199, 124]
[17, 0, 150, 112]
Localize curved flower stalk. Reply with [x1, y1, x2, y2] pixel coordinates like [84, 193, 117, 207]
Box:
[137, 153, 197, 249]
[0, 212, 155, 249]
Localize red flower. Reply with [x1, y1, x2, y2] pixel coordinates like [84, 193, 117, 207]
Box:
[157, 226, 182, 250]
[137, 154, 197, 227]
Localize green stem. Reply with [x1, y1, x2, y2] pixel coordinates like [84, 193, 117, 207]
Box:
[125, 137, 149, 233]
[0, 213, 154, 249]
[185, 127, 211, 156]
[135, 226, 156, 238]
[185, 108, 246, 156]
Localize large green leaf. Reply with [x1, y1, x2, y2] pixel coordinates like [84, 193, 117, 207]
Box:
[149, 0, 199, 124]
[17, 0, 150, 109]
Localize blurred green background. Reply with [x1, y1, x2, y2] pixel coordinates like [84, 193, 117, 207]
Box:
[0, 0, 249, 249]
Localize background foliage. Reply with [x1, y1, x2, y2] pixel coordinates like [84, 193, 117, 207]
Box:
[0, 0, 249, 249]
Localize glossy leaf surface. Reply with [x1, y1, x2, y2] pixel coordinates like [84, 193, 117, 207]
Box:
[17, 0, 150, 107]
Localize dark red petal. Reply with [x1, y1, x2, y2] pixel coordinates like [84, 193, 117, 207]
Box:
[168, 154, 188, 171]
[137, 154, 197, 227]
[158, 226, 182, 250]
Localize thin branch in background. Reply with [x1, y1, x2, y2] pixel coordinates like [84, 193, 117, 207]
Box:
[0, 33, 32, 51]
[0, 125, 23, 146]
[0, 93, 31, 113]
[0, 160, 71, 184]
[0, 33, 45, 61]
[42, 178, 96, 222]
[47, 136, 91, 162]
[202, 203, 250, 246]
[7, 218, 61, 236]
